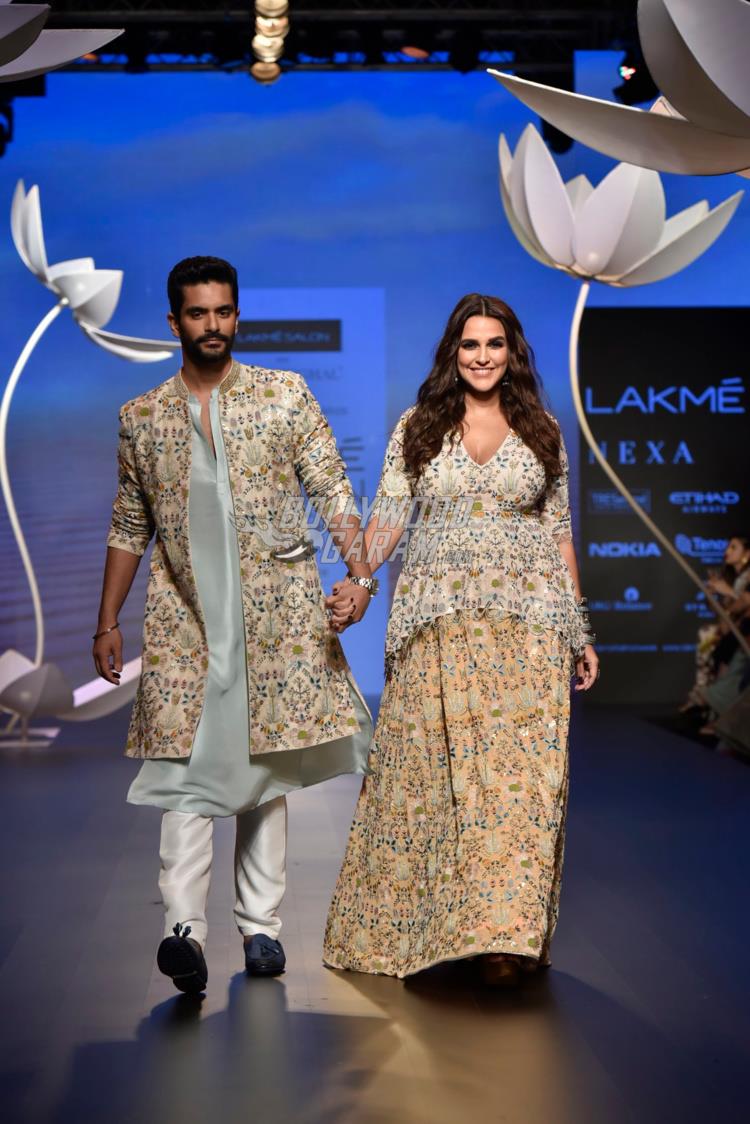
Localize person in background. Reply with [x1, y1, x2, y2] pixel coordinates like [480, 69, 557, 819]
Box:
[680, 535, 750, 717]
[699, 536, 750, 737]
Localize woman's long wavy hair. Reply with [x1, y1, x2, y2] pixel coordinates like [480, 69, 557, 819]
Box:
[402, 294, 562, 483]
[724, 535, 750, 582]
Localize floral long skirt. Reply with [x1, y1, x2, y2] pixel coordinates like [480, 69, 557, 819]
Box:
[323, 612, 572, 978]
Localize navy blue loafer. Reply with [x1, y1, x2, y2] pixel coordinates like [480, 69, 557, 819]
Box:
[157, 923, 208, 994]
[244, 933, 286, 977]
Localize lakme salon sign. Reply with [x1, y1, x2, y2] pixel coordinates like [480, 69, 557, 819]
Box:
[235, 319, 342, 352]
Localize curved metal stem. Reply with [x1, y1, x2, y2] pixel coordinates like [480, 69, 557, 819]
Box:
[569, 281, 750, 657]
[0, 301, 65, 666]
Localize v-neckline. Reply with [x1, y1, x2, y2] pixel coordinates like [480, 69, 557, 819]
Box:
[461, 428, 513, 468]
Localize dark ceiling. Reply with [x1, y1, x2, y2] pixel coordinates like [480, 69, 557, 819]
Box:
[40, 2, 639, 75]
[0, 3, 643, 155]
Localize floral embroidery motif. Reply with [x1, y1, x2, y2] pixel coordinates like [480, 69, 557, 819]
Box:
[324, 409, 578, 977]
[323, 613, 570, 977]
[369, 409, 586, 675]
[107, 362, 360, 759]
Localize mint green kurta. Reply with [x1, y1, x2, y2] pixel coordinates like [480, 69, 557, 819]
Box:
[127, 388, 371, 817]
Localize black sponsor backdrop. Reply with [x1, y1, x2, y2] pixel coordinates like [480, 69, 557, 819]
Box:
[579, 308, 750, 704]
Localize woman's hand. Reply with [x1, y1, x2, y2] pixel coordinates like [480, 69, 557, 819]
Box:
[574, 644, 599, 691]
[325, 579, 370, 633]
[728, 591, 750, 616]
[706, 576, 733, 598]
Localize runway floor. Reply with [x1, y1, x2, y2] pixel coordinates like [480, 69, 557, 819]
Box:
[1, 701, 749, 1124]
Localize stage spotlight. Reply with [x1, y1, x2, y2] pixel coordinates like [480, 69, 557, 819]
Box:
[256, 0, 289, 16]
[401, 46, 430, 61]
[257, 15, 289, 39]
[0, 104, 13, 158]
[253, 1, 289, 77]
[253, 33, 284, 63]
[250, 61, 281, 85]
[613, 48, 659, 106]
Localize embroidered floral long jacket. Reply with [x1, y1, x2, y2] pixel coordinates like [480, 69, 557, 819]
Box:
[107, 361, 362, 760]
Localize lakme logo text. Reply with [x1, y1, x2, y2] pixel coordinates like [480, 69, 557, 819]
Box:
[588, 541, 662, 559]
[585, 376, 745, 415]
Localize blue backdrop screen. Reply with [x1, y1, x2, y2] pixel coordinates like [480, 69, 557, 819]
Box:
[0, 56, 747, 696]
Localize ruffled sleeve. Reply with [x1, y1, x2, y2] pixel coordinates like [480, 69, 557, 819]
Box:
[537, 430, 572, 544]
[369, 409, 415, 528]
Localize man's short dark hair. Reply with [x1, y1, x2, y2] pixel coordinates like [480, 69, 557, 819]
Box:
[167, 256, 239, 317]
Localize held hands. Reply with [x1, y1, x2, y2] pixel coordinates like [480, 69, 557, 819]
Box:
[325, 578, 371, 633]
[574, 644, 599, 692]
[93, 628, 123, 685]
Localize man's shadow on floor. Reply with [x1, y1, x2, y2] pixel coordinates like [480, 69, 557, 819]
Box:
[50, 972, 394, 1124]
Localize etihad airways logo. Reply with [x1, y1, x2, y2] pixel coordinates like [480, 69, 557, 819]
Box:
[585, 377, 745, 415]
[669, 490, 740, 515]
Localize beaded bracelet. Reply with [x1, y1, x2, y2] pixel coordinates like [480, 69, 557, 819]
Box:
[576, 597, 596, 646]
[92, 622, 121, 640]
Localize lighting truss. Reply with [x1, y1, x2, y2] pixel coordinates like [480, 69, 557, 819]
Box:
[40, 2, 636, 73]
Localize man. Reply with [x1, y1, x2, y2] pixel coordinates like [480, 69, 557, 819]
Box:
[94, 256, 375, 993]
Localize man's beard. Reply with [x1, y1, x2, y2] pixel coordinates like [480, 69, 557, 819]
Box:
[181, 332, 233, 366]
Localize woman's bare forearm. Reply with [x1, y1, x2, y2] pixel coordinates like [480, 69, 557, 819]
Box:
[97, 546, 142, 628]
[327, 512, 371, 578]
[364, 520, 407, 574]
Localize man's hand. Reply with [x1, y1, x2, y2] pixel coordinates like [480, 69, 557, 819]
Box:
[93, 628, 124, 684]
[325, 580, 370, 633]
[574, 644, 599, 692]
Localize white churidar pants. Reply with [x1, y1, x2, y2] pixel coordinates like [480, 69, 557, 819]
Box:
[158, 795, 287, 947]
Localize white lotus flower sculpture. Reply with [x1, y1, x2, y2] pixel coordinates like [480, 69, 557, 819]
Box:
[500, 125, 744, 286]
[490, 0, 750, 177]
[0, 1, 122, 83]
[500, 124, 749, 655]
[1, 183, 178, 746]
[11, 181, 180, 361]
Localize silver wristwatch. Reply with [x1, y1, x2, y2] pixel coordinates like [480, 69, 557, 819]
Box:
[346, 574, 380, 596]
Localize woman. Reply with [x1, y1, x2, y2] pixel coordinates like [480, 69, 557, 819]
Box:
[323, 294, 598, 986]
[680, 536, 750, 715]
[697, 536, 750, 736]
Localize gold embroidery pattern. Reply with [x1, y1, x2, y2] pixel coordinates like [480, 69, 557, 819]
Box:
[107, 363, 360, 759]
[324, 613, 571, 977]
